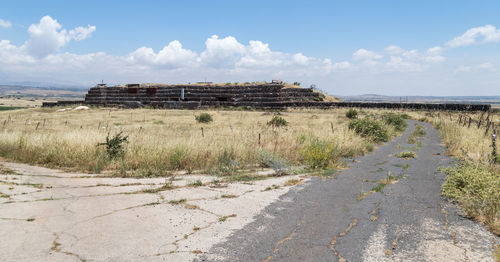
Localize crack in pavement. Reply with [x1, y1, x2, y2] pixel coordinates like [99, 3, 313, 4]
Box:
[263, 214, 305, 262]
[50, 232, 86, 262]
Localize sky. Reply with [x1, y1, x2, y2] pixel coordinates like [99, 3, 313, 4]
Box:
[1, 0, 500, 96]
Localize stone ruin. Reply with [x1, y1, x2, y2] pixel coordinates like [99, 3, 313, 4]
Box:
[43, 82, 491, 111]
[83, 83, 325, 109]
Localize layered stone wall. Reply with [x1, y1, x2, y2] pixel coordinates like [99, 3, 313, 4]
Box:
[83, 83, 322, 108]
[42, 83, 491, 111]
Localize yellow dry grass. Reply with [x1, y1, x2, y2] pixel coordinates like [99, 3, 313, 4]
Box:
[0, 107, 379, 176]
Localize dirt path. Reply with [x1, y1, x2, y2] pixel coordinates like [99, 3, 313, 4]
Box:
[205, 120, 499, 261]
[0, 160, 308, 261]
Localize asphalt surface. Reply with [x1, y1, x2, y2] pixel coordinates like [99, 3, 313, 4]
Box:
[203, 120, 499, 262]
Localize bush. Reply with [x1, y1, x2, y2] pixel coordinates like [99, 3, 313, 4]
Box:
[300, 137, 338, 169]
[259, 150, 290, 176]
[441, 161, 499, 233]
[214, 148, 238, 176]
[345, 109, 358, 119]
[383, 113, 407, 132]
[97, 132, 128, 159]
[195, 113, 213, 123]
[267, 115, 288, 127]
[348, 118, 389, 143]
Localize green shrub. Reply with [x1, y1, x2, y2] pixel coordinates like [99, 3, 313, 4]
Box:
[441, 161, 499, 233]
[267, 115, 288, 127]
[195, 113, 213, 123]
[300, 137, 338, 169]
[169, 146, 189, 170]
[383, 113, 407, 132]
[348, 118, 389, 143]
[345, 109, 358, 119]
[259, 150, 290, 176]
[97, 132, 128, 159]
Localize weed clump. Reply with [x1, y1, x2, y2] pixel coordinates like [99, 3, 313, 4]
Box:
[349, 118, 389, 143]
[267, 115, 288, 127]
[97, 132, 128, 159]
[300, 136, 338, 169]
[396, 151, 417, 159]
[441, 161, 499, 234]
[195, 113, 213, 123]
[383, 113, 407, 132]
[213, 148, 238, 176]
[408, 124, 426, 144]
[259, 150, 290, 176]
[345, 109, 358, 119]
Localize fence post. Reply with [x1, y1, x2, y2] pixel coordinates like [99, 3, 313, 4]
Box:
[201, 127, 204, 137]
[477, 111, 486, 128]
[492, 133, 497, 164]
[485, 122, 491, 136]
[258, 133, 261, 146]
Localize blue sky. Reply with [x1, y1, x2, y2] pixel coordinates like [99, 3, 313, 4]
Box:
[1, 0, 500, 95]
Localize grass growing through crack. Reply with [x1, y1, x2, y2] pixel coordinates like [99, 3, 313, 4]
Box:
[168, 199, 187, 205]
[408, 124, 426, 144]
[190, 180, 203, 187]
[358, 172, 401, 200]
[220, 194, 237, 198]
[218, 214, 237, 222]
[396, 151, 417, 159]
[284, 179, 302, 186]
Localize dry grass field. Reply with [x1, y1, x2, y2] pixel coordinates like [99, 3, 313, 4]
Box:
[0, 107, 391, 177]
[1, 104, 498, 233]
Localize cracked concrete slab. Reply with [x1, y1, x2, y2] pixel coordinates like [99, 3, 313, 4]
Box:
[0, 161, 308, 261]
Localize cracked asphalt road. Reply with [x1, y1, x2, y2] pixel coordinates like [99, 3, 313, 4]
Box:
[206, 120, 499, 262]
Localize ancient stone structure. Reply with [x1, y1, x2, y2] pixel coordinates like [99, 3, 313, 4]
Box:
[83, 83, 324, 109]
[43, 83, 491, 111]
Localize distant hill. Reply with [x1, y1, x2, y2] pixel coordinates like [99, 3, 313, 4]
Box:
[339, 94, 500, 105]
[0, 84, 86, 99]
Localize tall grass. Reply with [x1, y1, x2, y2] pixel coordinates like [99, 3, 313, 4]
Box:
[0, 108, 394, 176]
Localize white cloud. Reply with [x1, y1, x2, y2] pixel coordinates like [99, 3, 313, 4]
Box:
[0, 18, 11, 28]
[199, 35, 246, 68]
[128, 40, 197, 68]
[0, 17, 335, 85]
[384, 45, 405, 55]
[478, 62, 494, 70]
[446, 24, 500, 48]
[332, 61, 353, 71]
[352, 48, 383, 61]
[24, 16, 95, 58]
[292, 53, 309, 65]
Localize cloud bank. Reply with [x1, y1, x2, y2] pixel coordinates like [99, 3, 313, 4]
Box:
[0, 16, 498, 95]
